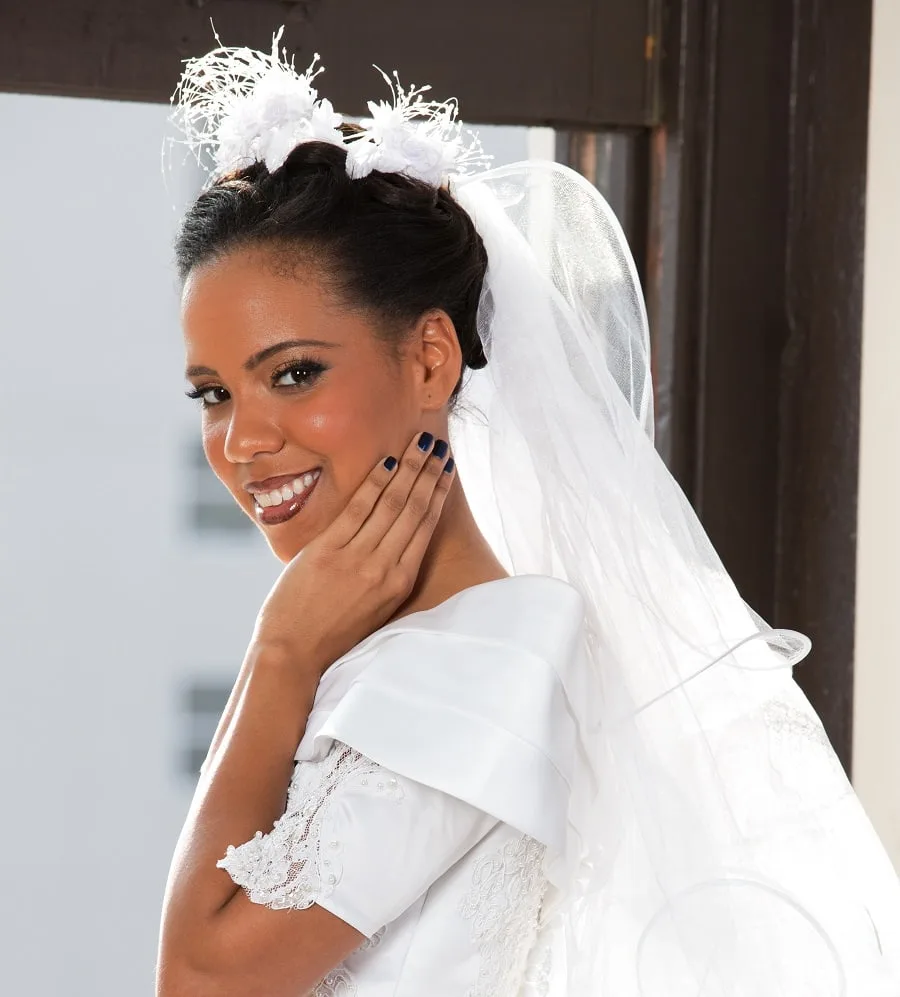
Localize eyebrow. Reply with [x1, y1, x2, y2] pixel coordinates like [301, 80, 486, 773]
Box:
[185, 339, 340, 379]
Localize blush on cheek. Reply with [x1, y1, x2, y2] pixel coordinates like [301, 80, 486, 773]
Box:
[278, 367, 405, 512]
[287, 398, 368, 470]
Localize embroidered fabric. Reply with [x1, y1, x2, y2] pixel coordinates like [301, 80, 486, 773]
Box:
[520, 940, 553, 997]
[762, 697, 830, 748]
[216, 741, 404, 911]
[458, 833, 550, 997]
[311, 966, 358, 997]
[310, 926, 388, 997]
[759, 693, 853, 806]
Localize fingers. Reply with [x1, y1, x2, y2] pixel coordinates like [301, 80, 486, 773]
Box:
[322, 452, 401, 550]
[395, 453, 455, 573]
[352, 430, 453, 557]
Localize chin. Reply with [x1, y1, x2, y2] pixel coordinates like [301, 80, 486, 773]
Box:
[262, 511, 334, 563]
[258, 527, 307, 564]
[273, 540, 303, 563]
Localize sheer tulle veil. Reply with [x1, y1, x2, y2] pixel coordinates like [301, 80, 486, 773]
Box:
[449, 161, 900, 996]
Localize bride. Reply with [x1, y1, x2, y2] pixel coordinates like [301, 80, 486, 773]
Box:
[156, 28, 900, 997]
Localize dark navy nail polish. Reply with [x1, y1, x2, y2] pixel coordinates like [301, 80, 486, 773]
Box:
[443, 457, 455, 474]
[383, 456, 398, 471]
[417, 431, 434, 451]
[432, 439, 449, 459]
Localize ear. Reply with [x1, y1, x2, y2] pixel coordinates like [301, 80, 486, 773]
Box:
[410, 309, 463, 411]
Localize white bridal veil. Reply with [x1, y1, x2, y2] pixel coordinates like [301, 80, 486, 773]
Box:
[450, 161, 900, 996]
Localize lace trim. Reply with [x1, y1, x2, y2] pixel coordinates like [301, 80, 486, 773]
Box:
[311, 966, 356, 997]
[458, 833, 549, 997]
[216, 741, 404, 911]
[520, 938, 553, 997]
[756, 694, 852, 822]
[762, 699, 830, 747]
[311, 926, 388, 997]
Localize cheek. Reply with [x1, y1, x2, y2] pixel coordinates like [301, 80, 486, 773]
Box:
[199, 422, 252, 507]
[201, 423, 228, 479]
[283, 380, 398, 453]
[283, 381, 405, 501]
[285, 400, 356, 448]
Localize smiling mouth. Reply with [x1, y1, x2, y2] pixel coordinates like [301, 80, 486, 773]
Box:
[253, 470, 321, 526]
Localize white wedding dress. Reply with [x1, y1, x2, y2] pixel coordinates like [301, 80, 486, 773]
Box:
[216, 574, 584, 997]
[214, 571, 900, 995]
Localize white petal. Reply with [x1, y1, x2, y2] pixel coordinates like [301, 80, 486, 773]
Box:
[346, 143, 376, 179]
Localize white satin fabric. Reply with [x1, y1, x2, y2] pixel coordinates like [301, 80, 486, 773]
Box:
[217, 574, 586, 996]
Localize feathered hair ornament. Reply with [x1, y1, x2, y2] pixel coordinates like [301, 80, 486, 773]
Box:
[167, 24, 490, 188]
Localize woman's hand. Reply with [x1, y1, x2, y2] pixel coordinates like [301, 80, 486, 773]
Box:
[249, 431, 456, 675]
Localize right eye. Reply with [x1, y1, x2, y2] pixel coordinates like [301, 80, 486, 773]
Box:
[184, 385, 229, 409]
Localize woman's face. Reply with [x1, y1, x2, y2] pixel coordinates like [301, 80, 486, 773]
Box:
[181, 245, 457, 563]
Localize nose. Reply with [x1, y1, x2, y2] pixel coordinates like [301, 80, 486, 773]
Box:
[222, 399, 286, 463]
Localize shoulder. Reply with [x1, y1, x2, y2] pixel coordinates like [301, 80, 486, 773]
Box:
[297, 574, 587, 859]
[422, 573, 586, 660]
[319, 573, 586, 695]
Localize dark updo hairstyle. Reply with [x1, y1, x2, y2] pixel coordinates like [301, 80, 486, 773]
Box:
[174, 126, 489, 409]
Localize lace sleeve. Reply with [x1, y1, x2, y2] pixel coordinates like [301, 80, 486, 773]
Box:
[217, 741, 404, 912]
[217, 738, 498, 935]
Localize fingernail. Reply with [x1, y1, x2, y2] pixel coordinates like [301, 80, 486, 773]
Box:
[432, 439, 449, 459]
[383, 456, 398, 471]
[443, 457, 455, 474]
[417, 431, 434, 451]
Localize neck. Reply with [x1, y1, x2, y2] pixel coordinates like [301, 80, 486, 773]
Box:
[389, 474, 509, 622]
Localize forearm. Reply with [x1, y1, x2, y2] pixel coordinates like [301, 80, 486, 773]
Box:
[199, 654, 254, 778]
[158, 642, 322, 980]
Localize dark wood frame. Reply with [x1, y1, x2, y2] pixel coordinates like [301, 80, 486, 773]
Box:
[0, 0, 661, 126]
[644, 0, 872, 770]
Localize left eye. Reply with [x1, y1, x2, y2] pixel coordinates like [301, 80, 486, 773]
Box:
[273, 362, 325, 387]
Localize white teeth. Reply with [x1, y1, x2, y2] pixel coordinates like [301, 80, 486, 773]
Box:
[254, 469, 321, 510]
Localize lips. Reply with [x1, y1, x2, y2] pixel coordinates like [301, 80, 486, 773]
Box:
[253, 472, 321, 526]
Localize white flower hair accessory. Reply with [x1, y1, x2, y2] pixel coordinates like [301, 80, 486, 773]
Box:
[169, 25, 343, 177]
[346, 70, 489, 186]
[168, 25, 490, 188]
